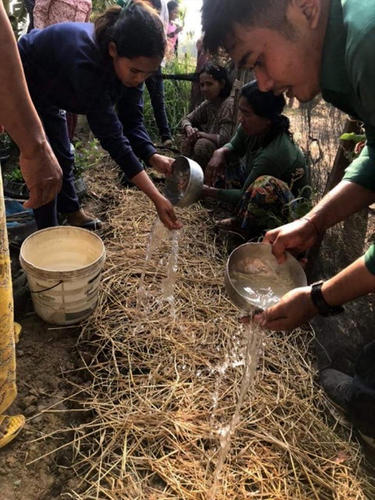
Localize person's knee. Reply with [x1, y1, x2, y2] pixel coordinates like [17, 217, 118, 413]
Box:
[193, 139, 216, 169]
[251, 175, 286, 189]
[193, 138, 216, 157]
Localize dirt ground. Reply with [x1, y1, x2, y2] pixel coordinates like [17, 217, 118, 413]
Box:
[0, 315, 83, 499]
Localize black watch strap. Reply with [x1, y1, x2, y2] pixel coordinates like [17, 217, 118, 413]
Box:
[310, 280, 345, 317]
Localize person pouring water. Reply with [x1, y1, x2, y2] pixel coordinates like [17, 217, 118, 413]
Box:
[202, 0, 375, 448]
[18, 0, 181, 231]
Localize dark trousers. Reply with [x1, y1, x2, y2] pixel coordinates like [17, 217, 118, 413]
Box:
[66, 112, 78, 142]
[350, 340, 375, 437]
[145, 67, 171, 141]
[33, 106, 80, 229]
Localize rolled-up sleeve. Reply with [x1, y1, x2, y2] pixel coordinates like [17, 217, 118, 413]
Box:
[365, 244, 375, 275]
[344, 34, 375, 191]
[343, 140, 375, 191]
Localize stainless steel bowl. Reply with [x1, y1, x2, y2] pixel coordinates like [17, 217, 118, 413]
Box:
[225, 242, 307, 313]
[164, 156, 204, 208]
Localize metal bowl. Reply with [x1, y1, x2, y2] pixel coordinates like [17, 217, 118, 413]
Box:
[225, 242, 307, 313]
[164, 156, 204, 207]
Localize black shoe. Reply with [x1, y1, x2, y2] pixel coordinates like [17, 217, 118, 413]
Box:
[319, 368, 353, 425]
[161, 137, 173, 147]
[119, 173, 134, 188]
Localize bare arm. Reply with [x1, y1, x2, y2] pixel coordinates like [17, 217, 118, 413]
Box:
[265, 180, 375, 263]
[306, 180, 375, 232]
[254, 255, 375, 331]
[0, 3, 62, 208]
[131, 170, 182, 230]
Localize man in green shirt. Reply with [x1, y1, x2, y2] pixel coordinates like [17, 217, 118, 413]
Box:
[202, 0, 375, 446]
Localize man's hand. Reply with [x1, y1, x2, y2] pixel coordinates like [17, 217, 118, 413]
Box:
[20, 140, 62, 209]
[205, 148, 226, 186]
[149, 153, 174, 176]
[154, 195, 182, 230]
[263, 218, 320, 264]
[249, 286, 318, 330]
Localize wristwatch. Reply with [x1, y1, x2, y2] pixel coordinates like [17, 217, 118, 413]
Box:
[310, 280, 345, 317]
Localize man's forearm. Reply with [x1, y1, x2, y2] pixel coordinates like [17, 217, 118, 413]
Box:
[307, 180, 375, 233]
[0, 4, 46, 155]
[321, 255, 375, 306]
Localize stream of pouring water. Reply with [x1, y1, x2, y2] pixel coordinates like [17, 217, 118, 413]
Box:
[161, 229, 179, 316]
[208, 322, 262, 500]
[137, 217, 166, 309]
[137, 217, 180, 313]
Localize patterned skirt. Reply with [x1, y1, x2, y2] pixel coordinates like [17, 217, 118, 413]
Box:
[236, 175, 308, 237]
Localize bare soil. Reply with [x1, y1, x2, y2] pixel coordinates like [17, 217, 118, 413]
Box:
[0, 316, 83, 499]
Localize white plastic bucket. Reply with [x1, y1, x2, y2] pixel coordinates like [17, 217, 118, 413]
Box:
[20, 226, 106, 325]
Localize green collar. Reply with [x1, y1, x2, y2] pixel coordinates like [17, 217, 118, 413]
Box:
[320, 0, 351, 94]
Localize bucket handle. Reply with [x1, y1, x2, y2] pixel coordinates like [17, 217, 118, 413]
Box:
[30, 280, 63, 294]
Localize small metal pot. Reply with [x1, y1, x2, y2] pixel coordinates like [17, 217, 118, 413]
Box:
[225, 242, 307, 313]
[164, 156, 204, 208]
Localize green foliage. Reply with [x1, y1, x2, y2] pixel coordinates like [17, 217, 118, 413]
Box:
[340, 132, 366, 143]
[143, 55, 195, 142]
[5, 166, 23, 183]
[91, 0, 115, 16]
[73, 138, 102, 178]
[0, 133, 12, 151]
[340, 131, 366, 162]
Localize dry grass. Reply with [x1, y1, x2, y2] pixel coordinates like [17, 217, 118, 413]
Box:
[44, 160, 375, 499]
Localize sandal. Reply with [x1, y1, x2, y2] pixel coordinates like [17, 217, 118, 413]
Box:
[0, 414, 25, 449]
[75, 218, 103, 231]
[215, 217, 240, 231]
[14, 322, 22, 344]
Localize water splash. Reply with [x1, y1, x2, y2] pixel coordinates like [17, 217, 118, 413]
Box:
[137, 217, 180, 316]
[209, 322, 262, 500]
[161, 229, 180, 317]
[137, 217, 168, 309]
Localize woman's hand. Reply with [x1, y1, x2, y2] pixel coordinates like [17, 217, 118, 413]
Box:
[20, 140, 63, 209]
[263, 217, 320, 264]
[196, 131, 209, 140]
[246, 286, 318, 331]
[205, 148, 226, 186]
[154, 195, 182, 230]
[148, 153, 174, 176]
[185, 125, 199, 142]
[201, 184, 219, 199]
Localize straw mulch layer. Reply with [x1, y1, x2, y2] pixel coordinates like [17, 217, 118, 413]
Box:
[61, 161, 374, 499]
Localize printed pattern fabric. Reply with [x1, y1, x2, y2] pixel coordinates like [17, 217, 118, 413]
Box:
[33, 0, 92, 28]
[237, 175, 296, 236]
[0, 166, 17, 415]
[180, 97, 234, 148]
